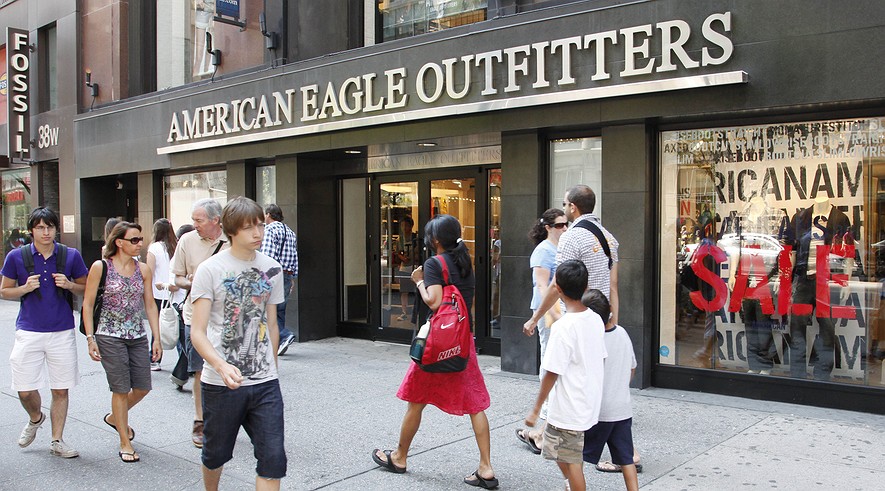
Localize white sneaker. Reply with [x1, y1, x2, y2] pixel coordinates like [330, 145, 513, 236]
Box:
[18, 412, 45, 448]
[759, 369, 771, 375]
[277, 335, 295, 356]
[49, 439, 79, 458]
[150, 362, 161, 371]
[747, 370, 759, 374]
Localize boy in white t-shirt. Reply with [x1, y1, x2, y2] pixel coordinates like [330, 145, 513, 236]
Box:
[526, 260, 607, 491]
[582, 289, 639, 491]
[190, 197, 286, 491]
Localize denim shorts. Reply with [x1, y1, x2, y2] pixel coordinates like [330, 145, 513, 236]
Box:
[201, 379, 286, 479]
[184, 324, 204, 373]
[582, 418, 635, 466]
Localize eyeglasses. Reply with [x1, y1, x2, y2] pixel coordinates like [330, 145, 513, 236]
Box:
[122, 237, 144, 245]
[33, 225, 56, 233]
[551, 222, 568, 229]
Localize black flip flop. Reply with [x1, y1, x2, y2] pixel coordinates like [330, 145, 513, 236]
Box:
[372, 449, 406, 474]
[515, 428, 542, 455]
[104, 413, 135, 441]
[118, 451, 140, 463]
[464, 470, 499, 489]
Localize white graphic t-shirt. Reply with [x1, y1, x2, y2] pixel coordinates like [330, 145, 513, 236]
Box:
[191, 250, 285, 387]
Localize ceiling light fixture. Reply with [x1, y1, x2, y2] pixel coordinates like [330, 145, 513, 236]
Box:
[417, 142, 437, 147]
[344, 150, 361, 154]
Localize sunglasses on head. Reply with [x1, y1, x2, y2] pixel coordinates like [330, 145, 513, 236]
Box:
[551, 222, 568, 229]
[122, 237, 144, 245]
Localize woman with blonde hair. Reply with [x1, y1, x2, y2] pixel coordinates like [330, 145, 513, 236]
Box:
[82, 222, 160, 463]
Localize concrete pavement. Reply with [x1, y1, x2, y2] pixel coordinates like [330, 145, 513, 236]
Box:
[0, 299, 883, 490]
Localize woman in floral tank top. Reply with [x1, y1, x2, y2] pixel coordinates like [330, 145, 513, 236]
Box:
[81, 222, 160, 463]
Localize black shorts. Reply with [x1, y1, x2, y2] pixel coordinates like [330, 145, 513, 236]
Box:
[582, 418, 634, 466]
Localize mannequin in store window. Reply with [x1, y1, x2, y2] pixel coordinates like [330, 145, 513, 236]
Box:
[722, 196, 777, 375]
[782, 196, 854, 380]
[393, 216, 419, 323]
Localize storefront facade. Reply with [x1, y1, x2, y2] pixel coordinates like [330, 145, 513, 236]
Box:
[0, 1, 77, 262]
[73, 0, 885, 413]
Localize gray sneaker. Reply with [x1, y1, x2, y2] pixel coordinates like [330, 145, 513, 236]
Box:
[49, 439, 79, 458]
[18, 412, 45, 448]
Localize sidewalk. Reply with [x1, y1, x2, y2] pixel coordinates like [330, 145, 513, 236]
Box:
[0, 299, 883, 490]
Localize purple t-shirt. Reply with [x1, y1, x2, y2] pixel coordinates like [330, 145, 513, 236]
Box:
[1, 243, 89, 332]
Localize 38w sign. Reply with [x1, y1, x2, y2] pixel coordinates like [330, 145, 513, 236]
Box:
[37, 124, 59, 149]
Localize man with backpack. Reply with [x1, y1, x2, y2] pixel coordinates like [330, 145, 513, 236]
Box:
[0, 207, 89, 458]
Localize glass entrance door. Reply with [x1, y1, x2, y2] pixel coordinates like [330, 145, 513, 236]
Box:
[380, 181, 419, 331]
[368, 167, 500, 353]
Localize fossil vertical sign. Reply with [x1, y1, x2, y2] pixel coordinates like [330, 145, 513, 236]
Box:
[6, 27, 30, 165]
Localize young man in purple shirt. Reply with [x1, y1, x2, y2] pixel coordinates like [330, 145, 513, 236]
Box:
[0, 207, 89, 458]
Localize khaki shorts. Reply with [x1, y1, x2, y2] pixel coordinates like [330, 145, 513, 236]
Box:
[542, 423, 585, 464]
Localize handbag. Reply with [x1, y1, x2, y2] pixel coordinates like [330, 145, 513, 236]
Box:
[159, 287, 180, 350]
[78, 260, 107, 335]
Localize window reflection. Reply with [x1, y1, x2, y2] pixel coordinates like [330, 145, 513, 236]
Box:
[379, 0, 488, 42]
[661, 118, 885, 387]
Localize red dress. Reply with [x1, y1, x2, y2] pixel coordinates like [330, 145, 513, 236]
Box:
[396, 336, 490, 416]
[398, 253, 490, 415]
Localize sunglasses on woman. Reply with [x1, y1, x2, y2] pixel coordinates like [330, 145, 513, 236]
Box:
[122, 237, 145, 244]
[550, 222, 568, 229]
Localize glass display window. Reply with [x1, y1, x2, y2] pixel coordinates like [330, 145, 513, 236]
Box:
[550, 137, 602, 215]
[1, 169, 32, 261]
[378, 0, 488, 42]
[164, 170, 228, 232]
[660, 118, 885, 387]
[256, 165, 276, 207]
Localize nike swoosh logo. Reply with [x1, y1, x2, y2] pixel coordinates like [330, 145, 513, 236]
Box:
[440, 322, 455, 329]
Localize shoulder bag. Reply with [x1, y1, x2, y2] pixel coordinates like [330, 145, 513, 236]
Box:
[159, 286, 180, 349]
[78, 260, 107, 335]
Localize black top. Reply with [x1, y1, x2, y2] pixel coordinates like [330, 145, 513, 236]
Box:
[423, 252, 475, 314]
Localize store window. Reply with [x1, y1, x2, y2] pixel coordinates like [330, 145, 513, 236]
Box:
[550, 137, 603, 215]
[38, 23, 58, 112]
[164, 170, 227, 231]
[256, 165, 276, 207]
[2, 169, 32, 261]
[156, 0, 266, 89]
[660, 118, 885, 388]
[378, 0, 487, 42]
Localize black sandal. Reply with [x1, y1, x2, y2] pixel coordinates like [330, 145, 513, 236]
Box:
[372, 449, 406, 474]
[464, 470, 499, 489]
[104, 413, 135, 441]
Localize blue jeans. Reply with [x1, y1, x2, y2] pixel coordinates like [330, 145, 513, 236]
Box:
[277, 272, 295, 341]
[201, 379, 286, 479]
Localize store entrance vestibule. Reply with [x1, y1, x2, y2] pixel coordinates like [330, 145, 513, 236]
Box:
[338, 167, 501, 356]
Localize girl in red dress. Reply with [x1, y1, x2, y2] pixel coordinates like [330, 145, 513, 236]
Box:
[372, 214, 498, 489]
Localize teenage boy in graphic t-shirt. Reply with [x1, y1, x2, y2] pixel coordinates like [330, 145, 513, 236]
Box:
[525, 259, 607, 491]
[190, 197, 286, 491]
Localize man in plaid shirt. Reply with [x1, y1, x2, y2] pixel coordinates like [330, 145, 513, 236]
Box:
[524, 184, 620, 332]
[261, 204, 299, 355]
